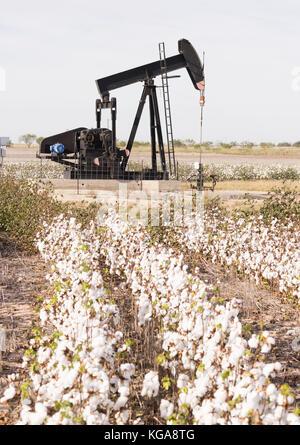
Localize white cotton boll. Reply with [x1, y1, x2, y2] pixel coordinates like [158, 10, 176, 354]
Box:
[61, 417, 72, 425]
[193, 400, 216, 425]
[115, 409, 129, 425]
[194, 375, 210, 398]
[32, 374, 42, 389]
[160, 399, 174, 419]
[0, 384, 16, 403]
[118, 384, 130, 398]
[228, 344, 245, 366]
[262, 413, 277, 425]
[178, 390, 188, 406]
[262, 364, 276, 378]
[25, 407, 47, 425]
[141, 371, 159, 398]
[20, 406, 32, 424]
[37, 347, 51, 365]
[180, 316, 193, 333]
[7, 373, 18, 382]
[138, 300, 152, 326]
[274, 405, 284, 420]
[274, 362, 281, 372]
[61, 367, 78, 389]
[266, 384, 277, 397]
[40, 308, 48, 325]
[214, 388, 227, 405]
[261, 344, 272, 353]
[115, 331, 123, 340]
[114, 396, 128, 411]
[34, 403, 47, 421]
[248, 335, 259, 349]
[120, 363, 135, 379]
[286, 413, 300, 425]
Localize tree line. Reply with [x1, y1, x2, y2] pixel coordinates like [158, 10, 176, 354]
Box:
[9, 135, 300, 149]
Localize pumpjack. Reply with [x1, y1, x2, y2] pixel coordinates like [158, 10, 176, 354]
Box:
[38, 39, 205, 180]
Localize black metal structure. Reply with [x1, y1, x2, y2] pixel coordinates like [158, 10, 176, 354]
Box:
[38, 39, 204, 180]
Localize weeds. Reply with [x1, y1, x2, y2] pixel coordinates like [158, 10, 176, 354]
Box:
[260, 186, 300, 224]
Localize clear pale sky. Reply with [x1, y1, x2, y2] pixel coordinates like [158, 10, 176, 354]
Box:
[1, 0, 299, 144]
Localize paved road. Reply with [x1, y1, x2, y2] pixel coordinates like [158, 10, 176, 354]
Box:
[5, 147, 300, 167]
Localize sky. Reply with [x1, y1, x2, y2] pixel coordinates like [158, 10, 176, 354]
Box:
[0, 0, 300, 144]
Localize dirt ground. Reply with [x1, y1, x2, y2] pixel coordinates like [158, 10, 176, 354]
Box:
[5, 146, 300, 168]
[0, 234, 49, 424]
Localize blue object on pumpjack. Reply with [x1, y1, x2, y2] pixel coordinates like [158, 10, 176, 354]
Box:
[50, 143, 65, 154]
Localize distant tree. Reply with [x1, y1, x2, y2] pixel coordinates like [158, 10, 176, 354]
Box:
[132, 141, 149, 147]
[35, 136, 44, 145]
[292, 141, 300, 147]
[240, 141, 255, 148]
[277, 142, 291, 147]
[260, 142, 274, 148]
[202, 141, 213, 148]
[36, 136, 44, 146]
[6, 139, 13, 147]
[220, 141, 237, 149]
[184, 138, 196, 146]
[19, 134, 37, 148]
[173, 139, 186, 147]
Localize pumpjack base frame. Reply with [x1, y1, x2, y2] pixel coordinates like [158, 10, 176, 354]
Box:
[63, 168, 168, 180]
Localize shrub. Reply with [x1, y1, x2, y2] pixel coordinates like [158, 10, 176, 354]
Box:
[220, 141, 237, 149]
[277, 142, 291, 147]
[184, 138, 196, 146]
[0, 176, 101, 251]
[240, 141, 255, 148]
[36, 136, 44, 146]
[19, 134, 37, 148]
[292, 141, 300, 147]
[260, 142, 274, 148]
[260, 186, 300, 224]
[173, 139, 186, 147]
[0, 177, 62, 250]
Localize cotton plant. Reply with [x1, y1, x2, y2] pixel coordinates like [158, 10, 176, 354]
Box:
[1, 161, 65, 180]
[178, 211, 300, 304]
[14, 216, 136, 425]
[1, 210, 299, 425]
[174, 163, 300, 182]
[98, 211, 299, 425]
[2, 161, 299, 182]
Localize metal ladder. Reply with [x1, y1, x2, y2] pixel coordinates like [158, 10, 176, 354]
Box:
[159, 42, 176, 176]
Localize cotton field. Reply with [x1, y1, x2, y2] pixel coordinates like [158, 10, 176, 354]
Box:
[1, 209, 299, 425]
[1, 161, 299, 182]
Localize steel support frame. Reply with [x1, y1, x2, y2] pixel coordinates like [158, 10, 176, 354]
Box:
[121, 80, 167, 176]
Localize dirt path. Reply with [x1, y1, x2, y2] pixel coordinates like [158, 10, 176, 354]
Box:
[0, 234, 49, 424]
[5, 147, 300, 167]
